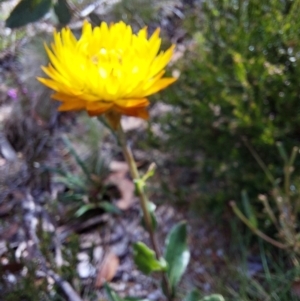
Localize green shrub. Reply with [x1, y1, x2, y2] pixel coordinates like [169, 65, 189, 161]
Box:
[161, 0, 300, 209]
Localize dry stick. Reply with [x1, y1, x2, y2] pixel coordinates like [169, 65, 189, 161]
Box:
[47, 270, 83, 301]
[242, 136, 298, 249]
[116, 123, 173, 300]
[282, 156, 297, 234]
[230, 201, 287, 249]
[241, 136, 275, 185]
[258, 195, 279, 230]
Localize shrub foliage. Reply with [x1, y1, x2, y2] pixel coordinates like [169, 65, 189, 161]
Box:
[163, 0, 300, 206]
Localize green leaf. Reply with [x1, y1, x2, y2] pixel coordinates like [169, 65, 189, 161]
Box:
[74, 204, 97, 217]
[142, 163, 156, 182]
[276, 141, 288, 164]
[74, 201, 121, 217]
[42, 165, 69, 177]
[134, 178, 146, 193]
[89, 12, 102, 25]
[104, 284, 150, 301]
[58, 192, 83, 203]
[141, 202, 157, 231]
[184, 289, 201, 301]
[231, 51, 249, 88]
[241, 190, 257, 228]
[99, 201, 122, 215]
[200, 294, 225, 301]
[133, 242, 167, 275]
[54, 0, 72, 25]
[289, 146, 299, 167]
[164, 221, 190, 294]
[62, 136, 91, 180]
[55, 174, 86, 190]
[6, 0, 52, 28]
[105, 283, 124, 301]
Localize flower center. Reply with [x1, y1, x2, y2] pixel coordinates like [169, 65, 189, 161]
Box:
[90, 48, 124, 65]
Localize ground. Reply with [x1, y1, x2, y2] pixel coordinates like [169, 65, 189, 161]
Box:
[0, 1, 255, 300]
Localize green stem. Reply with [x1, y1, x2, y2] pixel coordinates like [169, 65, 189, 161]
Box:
[116, 122, 172, 300]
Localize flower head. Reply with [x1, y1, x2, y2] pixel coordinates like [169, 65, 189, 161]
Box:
[37, 20, 176, 122]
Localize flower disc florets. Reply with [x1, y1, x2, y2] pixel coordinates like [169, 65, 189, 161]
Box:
[37, 20, 176, 119]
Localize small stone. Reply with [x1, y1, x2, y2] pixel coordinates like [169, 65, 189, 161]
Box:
[6, 274, 17, 284]
[115, 282, 126, 291]
[93, 246, 104, 262]
[203, 282, 211, 292]
[204, 248, 212, 256]
[77, 252, 89, 261]
[216, 249, 224, 257]
[195, 266, 205, 274]
[122, 273, 129, 282]
[134, 283, 142, 291]
[111, 240, 128, 257]
[148, 289, 163, 300]
[77, 261, 95, 278]
[131, 270, 140, 278]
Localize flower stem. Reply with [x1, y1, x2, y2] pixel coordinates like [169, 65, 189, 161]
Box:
[116, 122, 172, 300]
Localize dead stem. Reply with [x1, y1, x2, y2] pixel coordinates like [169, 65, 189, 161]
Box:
[230, 201, 287, 250]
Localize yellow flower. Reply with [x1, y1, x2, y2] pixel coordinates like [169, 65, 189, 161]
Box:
[37, 20, 176, 121]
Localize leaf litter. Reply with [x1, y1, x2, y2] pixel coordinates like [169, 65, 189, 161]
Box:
[0, 0, 232, 300]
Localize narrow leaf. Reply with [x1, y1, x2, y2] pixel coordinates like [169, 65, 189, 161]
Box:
[104, 284, 151, 301]
[164, 221, 190, 294]
[89, 12, 102, 25]
[42, 166, 69, 177]
[104, 283, 124, 301]
[241, 190, 257, 228]
[6, 0, 52, 28]
[99, 202, 122, 215]
[74, 204, 96, 217]
[62, 136, 91, 180]
[74, 202, 121, 217]
[142, 163, 156, 182]
[276, 141, 288, 164]
[200, 294, 225, 301]
[55, 174, 86, 190]
[58, 192, 83, 203]
[289, 146, 299, 167]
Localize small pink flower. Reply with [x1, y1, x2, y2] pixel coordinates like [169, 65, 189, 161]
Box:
[7, 88, 18, 100]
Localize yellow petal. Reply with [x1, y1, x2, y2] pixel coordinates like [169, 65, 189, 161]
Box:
[37, 77, 60, 91]
[38, 20, 176, 118]
[116, 106, 149, 119]
[52, 92, 80, 102]
[86, 101, 113, 112]
[58, 99, 86, 111]
[143, 77, 177, 96]
[114, 98, 149, 108]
